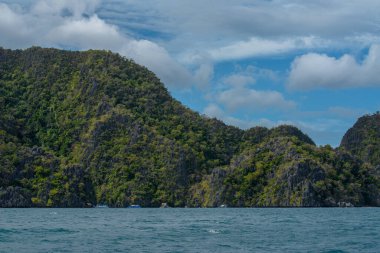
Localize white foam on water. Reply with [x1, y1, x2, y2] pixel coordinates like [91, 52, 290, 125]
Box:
[208, 229, 220, 234]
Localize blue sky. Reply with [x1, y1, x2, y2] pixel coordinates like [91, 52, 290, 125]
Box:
[1, 0, 380, 146]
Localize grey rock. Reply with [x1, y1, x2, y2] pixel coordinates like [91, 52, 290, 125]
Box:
[0, 186, 33, 207]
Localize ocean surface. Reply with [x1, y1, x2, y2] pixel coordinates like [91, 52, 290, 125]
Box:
[0, 208, 379, 252]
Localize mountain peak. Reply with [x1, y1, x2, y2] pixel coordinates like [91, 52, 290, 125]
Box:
[340, 112, 380, 166]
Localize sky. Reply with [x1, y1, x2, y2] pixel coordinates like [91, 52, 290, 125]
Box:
[1, 0, 380, 146]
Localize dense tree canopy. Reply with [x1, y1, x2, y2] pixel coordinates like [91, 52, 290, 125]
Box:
[0, 47, 379, 207]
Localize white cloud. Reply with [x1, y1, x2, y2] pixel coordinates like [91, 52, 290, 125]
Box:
[98, 0, 380, 57]
[0, 4, 30, 48]
[209, 36, 323, 61]
[3, 0, 380, 91]
[47, 15, 124, 50]
[194, 63, 214, 89]
[223, 74, 255, 88]
[217, 88, 296, 112]
[0, 1, 197, 89]
[121, 40, 193, 88]
[346, 34, 380, 47]
[1, 0, 377, 149]
[5, 0, 379, 67]
[288, 44, 380, 90]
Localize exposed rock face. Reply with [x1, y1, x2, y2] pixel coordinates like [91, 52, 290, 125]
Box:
[0, 186, 33, 207]
[190, 135, 380, 207]
[341, 113, 380, 166]
[189, 167, 233, 207]
[273, 160, 326, 207]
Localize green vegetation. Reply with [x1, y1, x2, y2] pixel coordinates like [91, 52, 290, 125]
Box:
[0, 47, 379, 207]
[341, 113, 380, 166]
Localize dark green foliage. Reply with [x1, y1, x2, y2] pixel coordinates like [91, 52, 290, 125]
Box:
[340, 113, 380, 166]
[189, 136, 379, 207]
[0, 47, 379, 207]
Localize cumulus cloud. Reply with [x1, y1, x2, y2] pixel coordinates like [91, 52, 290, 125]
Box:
[0, 0, 195, 89]
[47, 15, 125, 49]
[212, 65, 294, 113]
[217, 88, 296, 112]
[288, 44, 380, 90]
[121, 40, 193, 88]
[3, 0, 380, 89]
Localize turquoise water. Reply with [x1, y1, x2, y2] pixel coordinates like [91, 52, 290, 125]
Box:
[0, 208, 379, 252]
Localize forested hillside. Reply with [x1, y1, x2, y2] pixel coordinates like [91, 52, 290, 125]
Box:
[0, 47, 379, 207]
[341, 113, 380, 167]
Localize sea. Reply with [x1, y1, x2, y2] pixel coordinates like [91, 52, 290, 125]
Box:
[0, 208, 379, 252]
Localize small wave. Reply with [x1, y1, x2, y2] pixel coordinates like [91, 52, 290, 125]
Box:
[0, 228, 17, 234]
[208, 229, 221, 234]
[25, 228, 76, 234]
[49, 211, 58, 215]
[51, 228, 73, 233]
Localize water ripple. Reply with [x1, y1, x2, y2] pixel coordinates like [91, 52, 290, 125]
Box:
[0, 208, 379, 253]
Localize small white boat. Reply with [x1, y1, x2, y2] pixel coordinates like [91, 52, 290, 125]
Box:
[160, 203, 171, 208]
[96, 204, 109, 208]
[128, 205, 141, 208]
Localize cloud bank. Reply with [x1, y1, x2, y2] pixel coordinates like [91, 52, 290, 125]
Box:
[94, 0, 380, 63]
[0, 0, 195, 89]
[218, 88, 295, 112]
[288, 45, 380, 90]
[1, 0, 379, 147]
[209, 36, 322, 61]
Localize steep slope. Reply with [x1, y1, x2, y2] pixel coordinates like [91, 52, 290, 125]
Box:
[191, 135, 379, 207]
[0, 47, 379, 207]
[0, 47, 244, 207]
[341, 112, 380, 167]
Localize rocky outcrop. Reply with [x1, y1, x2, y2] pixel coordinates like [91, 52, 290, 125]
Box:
[191, 135, 380, 207]
[341, 112, 380, 166]
[268, 160, 326, 207]
[0, 186, 33, 207]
